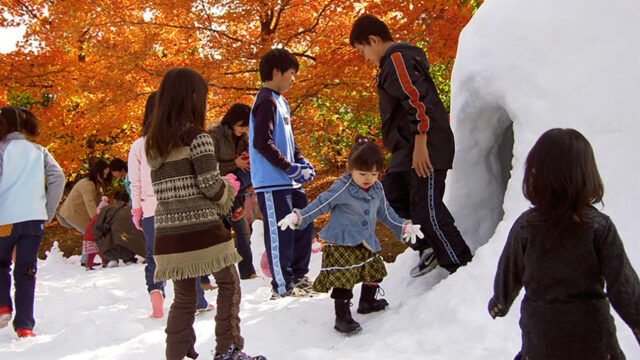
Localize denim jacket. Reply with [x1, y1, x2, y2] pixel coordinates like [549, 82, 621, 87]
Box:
[295, 173, 408, 252]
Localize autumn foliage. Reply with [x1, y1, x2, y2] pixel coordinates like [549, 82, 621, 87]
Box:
[0, 0, 479, 178]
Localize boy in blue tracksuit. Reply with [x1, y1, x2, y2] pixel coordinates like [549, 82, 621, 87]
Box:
[249, 48, 316, 298]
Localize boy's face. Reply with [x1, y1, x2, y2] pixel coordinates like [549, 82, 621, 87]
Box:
[354, 36, 385, 66]
[272, 68, 296, 93]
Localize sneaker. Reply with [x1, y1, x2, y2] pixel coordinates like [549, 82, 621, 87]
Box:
[213, 345, 267, 360]
[0, 305, 11, 328]
[196, 303, 214, 314]
[16, 328, 35, 338]
[410, 250, 438, 277]
[123, 258, 137, 265]
[293, 277, 317, 296]
[106, 260, 119, 268]
[269, 289, 290, 300]
[85, 267, 95, 271]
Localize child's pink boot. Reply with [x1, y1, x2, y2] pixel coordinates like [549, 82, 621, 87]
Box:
[150, 290, 164, 318]
[0, 305, 11, 328]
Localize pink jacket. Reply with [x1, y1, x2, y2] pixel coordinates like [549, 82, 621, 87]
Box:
[128, 137, 157, 217]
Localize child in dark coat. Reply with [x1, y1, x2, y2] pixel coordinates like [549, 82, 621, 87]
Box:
[278, 135, 423, 334]
[489, 128, 640, 359]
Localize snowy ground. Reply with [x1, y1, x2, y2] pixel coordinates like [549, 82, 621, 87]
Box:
[1, 218, 639, 359]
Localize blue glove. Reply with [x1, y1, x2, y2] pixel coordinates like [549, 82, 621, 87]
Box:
[296, 158, 316, 178]
[286, 163, 314, 184]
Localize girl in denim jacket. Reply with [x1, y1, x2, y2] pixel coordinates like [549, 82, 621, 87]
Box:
[278, 134, 423, 334]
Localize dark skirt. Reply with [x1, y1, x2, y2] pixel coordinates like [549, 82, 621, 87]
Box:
[312, 243, 387, 293]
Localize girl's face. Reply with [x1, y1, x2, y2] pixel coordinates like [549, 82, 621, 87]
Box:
[232, 123, 248, 137]
[350, 168, 380, 190]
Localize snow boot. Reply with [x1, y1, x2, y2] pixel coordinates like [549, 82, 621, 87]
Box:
[213, 344, 267, 360]
[334, 299, 362, 334]
[150, 290, 164, 318]
[16, 328, 35, 338]
[357, 284, 389, 314]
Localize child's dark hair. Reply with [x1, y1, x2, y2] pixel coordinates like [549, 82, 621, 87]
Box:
[113, 190, 130, 203]
[109, 158, 127, 173]
[349, 14, 394, 47]
[142, 91, 157, 136]
[145, 68, 208, 159]
[0, 106, 40, 142]
[88, 159, 111, 185]
[523, 128, 604, 232]
[259, 48, 299, 82]
[347, 134, 384, 172]
[221, 103, 250, 129]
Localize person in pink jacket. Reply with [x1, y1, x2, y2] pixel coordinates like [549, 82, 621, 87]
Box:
[128, 92, 165, 318]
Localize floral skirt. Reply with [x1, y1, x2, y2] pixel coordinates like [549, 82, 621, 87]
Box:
[82, 240, 99, 255]
[312, 243, 387, 293]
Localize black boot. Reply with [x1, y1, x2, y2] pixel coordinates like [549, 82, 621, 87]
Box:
[334, 299, 362, 334]
[357, 284, 389, 314]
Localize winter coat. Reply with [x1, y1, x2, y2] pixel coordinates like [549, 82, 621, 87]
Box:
[489, 208, 640, 359]
[147, 126, 240, 282]
[295, 173, 408, 252]
[128, 137, 157, 218]
[91, 201, 146, 257]
[210, 123, 249, 176]
[0, 132, 65, 225]
[377, 42, 455, 172]
[58, 177, 102, 230]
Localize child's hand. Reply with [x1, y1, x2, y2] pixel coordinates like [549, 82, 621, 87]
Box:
[285, 163, 314, 184]
[401, 222, 424, 245]
[488, 298, 507, 318]
[222, 173, 240, 196]
[131, 207, 143, 231]
[278, 211, 301, 230]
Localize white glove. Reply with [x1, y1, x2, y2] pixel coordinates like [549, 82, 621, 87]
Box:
[278, 211, 301, 231]
[402, 222, 424, 246]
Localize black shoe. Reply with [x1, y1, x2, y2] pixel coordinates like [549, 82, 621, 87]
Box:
[334, 299, 362, 334]
[410, 250, 438, 277]
[357, 284, 389, 314]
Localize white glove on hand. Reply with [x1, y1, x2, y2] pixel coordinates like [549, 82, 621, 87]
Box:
[278, 212, 301, 231]
[402, 222, 424, 246]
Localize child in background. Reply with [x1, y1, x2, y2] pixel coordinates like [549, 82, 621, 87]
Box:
[0, 106, 65, 337]
[83, 196, 109, 270]
[278, 134, 423, 334]
[489, 128, 640, 359]
[145, 67, 265, 360]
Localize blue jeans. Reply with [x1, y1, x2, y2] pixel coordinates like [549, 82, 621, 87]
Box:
[196, 278, 207, 309]
[141, 217, 165, 295]
[0, 220, 44, 330]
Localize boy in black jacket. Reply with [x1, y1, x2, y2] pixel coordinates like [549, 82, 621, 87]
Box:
[349, 15, 472, 276]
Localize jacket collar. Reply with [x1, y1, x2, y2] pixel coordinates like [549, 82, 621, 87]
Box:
[3, 132, 26, 142]
[379, 41, 414, 69]
[339, 173, 381, 199]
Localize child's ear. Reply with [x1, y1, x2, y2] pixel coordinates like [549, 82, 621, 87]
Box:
[272, 68, 282, 79]
[368, 35, 380, 46]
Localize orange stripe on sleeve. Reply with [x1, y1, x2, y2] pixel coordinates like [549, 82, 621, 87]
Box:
[391, 52, 430, 134]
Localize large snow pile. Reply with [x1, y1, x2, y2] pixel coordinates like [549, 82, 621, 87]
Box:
[2, 0, 640, 359]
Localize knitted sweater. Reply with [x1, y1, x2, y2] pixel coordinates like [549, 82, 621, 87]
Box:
[147, 127, 241, 282]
